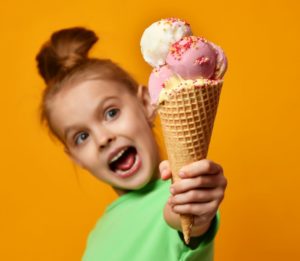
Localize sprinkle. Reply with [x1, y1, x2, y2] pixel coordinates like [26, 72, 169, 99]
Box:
[165, 17, 190, 26]
[194, 56, 209, 65]
[169, 36, 202, 61]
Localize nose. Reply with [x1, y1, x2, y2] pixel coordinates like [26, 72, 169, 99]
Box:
[94, 125, 116, 150]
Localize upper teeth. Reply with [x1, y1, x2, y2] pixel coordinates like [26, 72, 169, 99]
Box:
[109, 149, 126, 164]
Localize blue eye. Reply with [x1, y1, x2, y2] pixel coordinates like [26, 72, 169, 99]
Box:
[105, 108, 120, 121]
[75, 132, 89, 145]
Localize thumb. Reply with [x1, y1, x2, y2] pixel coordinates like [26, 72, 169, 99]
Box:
[159, 160, 172, 180]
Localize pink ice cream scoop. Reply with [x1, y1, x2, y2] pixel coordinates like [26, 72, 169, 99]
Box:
[208, 41, 228, 79]
[148, 65, 175, 104]
[166, 36, 217, 80]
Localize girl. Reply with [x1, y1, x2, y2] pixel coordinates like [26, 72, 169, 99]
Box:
[36, 27, 227, 261]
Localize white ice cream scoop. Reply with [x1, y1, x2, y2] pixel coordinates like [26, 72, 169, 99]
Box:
[140, 18, 192, 68]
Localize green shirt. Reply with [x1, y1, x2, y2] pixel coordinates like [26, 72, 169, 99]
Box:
[82, 179, 220, 261]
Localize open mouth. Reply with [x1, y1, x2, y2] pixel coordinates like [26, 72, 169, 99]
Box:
[108, 146, 141, 178]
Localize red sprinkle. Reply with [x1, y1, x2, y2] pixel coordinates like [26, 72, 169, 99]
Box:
[170, 36, 201, 61]
[164, 17, 190, 26]
[194, 56, 209, 65]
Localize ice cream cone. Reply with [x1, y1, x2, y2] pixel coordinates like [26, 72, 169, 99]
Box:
[158, 80, 222, 244]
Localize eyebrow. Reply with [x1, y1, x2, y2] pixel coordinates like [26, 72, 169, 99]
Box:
[63, 96, 118, 141]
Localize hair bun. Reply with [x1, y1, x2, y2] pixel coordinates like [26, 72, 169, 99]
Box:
[36, 27, 98, 83]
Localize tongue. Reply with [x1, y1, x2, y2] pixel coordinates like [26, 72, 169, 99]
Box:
[115, 151, 135, 171]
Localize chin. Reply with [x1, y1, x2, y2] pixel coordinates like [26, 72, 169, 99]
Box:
[114, 166, 156, 192]
[130, 174, 153, 190]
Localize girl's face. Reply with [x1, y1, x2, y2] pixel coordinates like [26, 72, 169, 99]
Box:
[50, 79, 160, 194]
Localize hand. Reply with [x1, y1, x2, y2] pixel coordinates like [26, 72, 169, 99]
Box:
[159, 159, 227, 232]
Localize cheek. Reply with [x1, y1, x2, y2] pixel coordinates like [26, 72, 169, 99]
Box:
[74, 144, 101, 168]
[126, 111, 157, 150]
[117, 109, 150, 134]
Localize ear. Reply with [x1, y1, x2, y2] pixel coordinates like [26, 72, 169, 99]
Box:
[137, 85, 157, 124]
[64, 147, 84, 169]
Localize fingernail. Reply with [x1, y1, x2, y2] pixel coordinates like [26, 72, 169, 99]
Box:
[168, 198, 172, 205]
[170, 187, 175, 194]
[179, 171, 186, 178]
[162, 170, 168, 177]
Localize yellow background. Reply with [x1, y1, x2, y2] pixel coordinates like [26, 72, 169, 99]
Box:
[1, 0, 299, 260]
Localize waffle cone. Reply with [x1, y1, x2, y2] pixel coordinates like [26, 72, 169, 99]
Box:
[158, 81, 222, 244]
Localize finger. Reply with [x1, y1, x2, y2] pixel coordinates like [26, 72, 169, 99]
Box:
[172, 200, 219, 216]
[170, 189, 219, 205]
[193, 212, 216, 226]
[159, 160, 172, 180]
[171, 175, 221, 194]
[179, 159, 222, 178]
